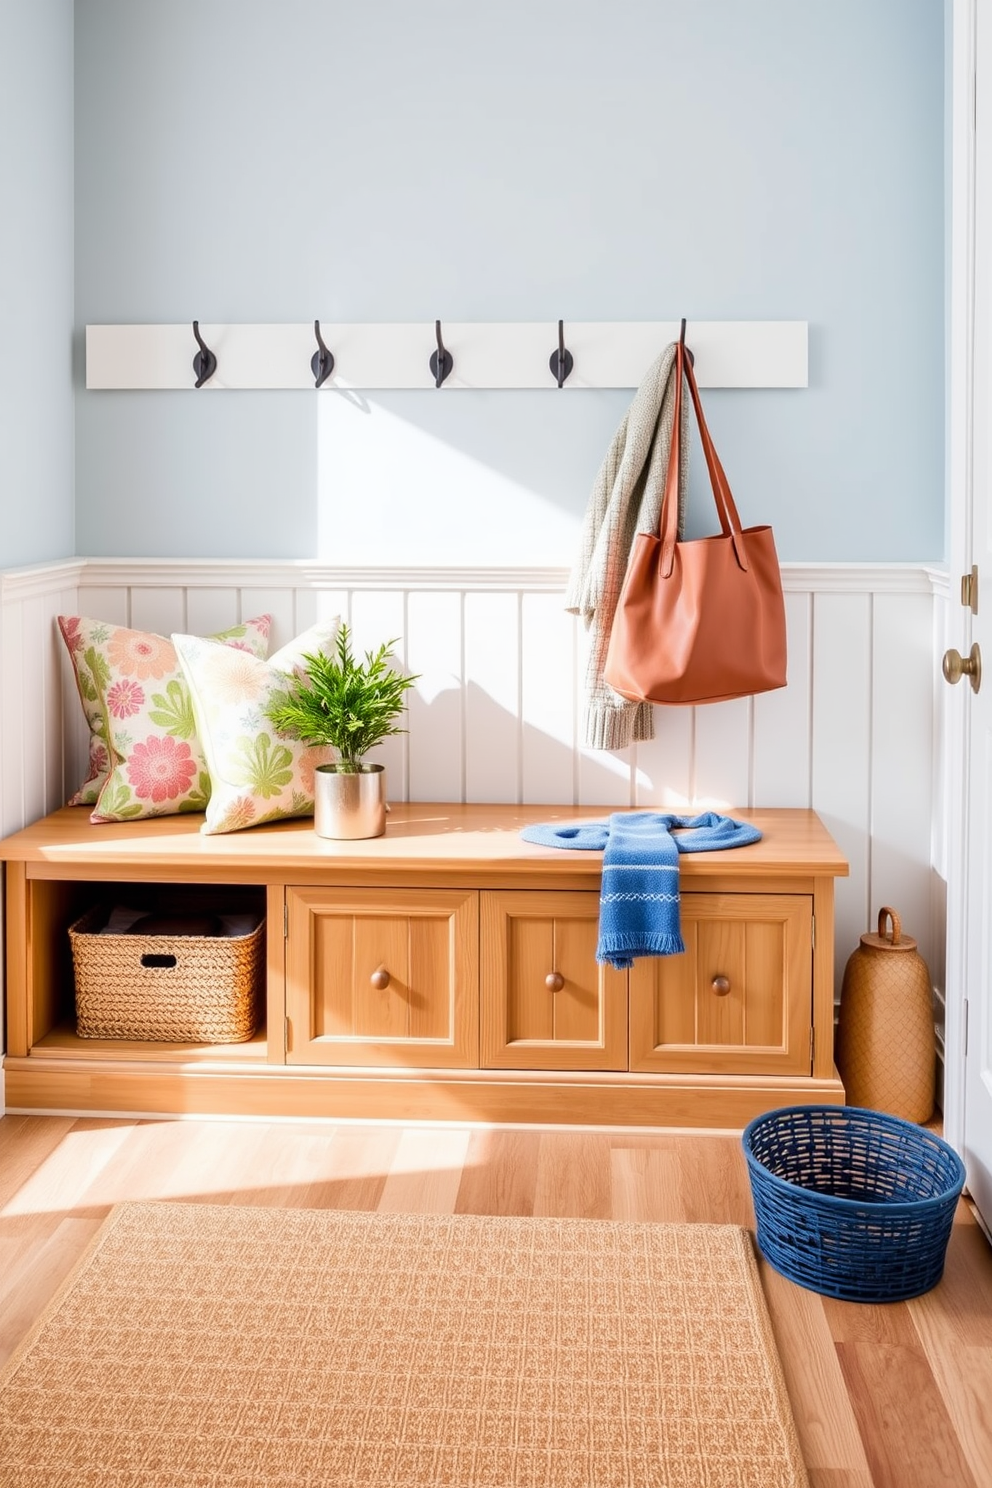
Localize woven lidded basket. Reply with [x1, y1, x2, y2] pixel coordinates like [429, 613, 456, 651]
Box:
[69, 906, 264, 1043]
[743, 1105, 965, 1303]
[835, 906, 936, 1122]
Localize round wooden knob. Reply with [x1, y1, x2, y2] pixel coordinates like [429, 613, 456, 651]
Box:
[711, 975, 731, 997]
[545, 971, 565, 993]
[370, 967, 390, 991]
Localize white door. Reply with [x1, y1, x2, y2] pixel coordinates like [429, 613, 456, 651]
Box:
[950, 0, 992, 1231]
[960, 586, 992, 1228]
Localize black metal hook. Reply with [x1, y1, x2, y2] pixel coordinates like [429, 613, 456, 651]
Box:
[549, 319, 574, 388]
[192, 321, 217, 388]
[311, 320, 335, 388]
[678, 318, 695, 368]
[429, 320, 453, 388]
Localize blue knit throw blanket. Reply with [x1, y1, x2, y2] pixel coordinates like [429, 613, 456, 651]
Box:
[520, 811, 762, 969]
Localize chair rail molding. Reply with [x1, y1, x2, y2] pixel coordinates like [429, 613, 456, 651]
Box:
[71, 557, 937, 595]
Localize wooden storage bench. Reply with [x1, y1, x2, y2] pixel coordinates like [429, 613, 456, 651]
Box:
[0, 803, 848, 1127]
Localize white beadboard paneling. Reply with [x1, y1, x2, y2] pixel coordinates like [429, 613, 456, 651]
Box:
[0, 601, 5, 823]
[0, 565, 75, 827]
[346, 590, 405, 659]
[1, 596, 24, 836]
[752, 591, 813, 808]
[236, 589, 298, 649]
[349, 590, 409, 800]
[21, 596, 49, 824]
[290, 585, 318, 634]
[184, 586, 246, 638]
[574, 618, 635, 808]
[870, 592, 937, 970]
[578, 748, 634, 808]
[521, 591, 579, 805]
[42, 597, 65, 814]
[634, 706, 694, 808]
[58, 583, 89, 801]
[405, 591, 464, 801]
[0, 589, 4, 1058]
[248, 589, 298, 648]
[296, 587, 350, 638]
[74, 585, 129, 627]
[464, 592, 521, 805]
[693, 697, 752, 810]
[811, 591, 873, 991]
[128, 587, 187, 638]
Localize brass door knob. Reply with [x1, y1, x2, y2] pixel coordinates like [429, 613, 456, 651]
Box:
[942, 643, 982, 694]
[370, 967, 390, 991]
[545, 972, 565, 993]
[711, 975, 731, 996]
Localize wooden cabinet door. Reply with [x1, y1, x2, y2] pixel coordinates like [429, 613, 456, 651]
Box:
[629, 893, 813, 1076]
[285, 887, 478, 1066]
[480, 891, 627, 1070]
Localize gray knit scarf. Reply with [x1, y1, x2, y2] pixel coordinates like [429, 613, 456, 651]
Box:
[564, 343, 688, 751]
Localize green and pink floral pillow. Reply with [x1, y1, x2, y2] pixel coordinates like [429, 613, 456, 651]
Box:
[58, 613, 272, 821]
[173, 618, 340, 835]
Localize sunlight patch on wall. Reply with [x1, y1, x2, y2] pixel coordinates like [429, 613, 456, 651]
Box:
[316, 394, 580, 565]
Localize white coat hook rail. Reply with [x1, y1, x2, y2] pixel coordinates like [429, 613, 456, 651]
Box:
[85, 320, 809, 391]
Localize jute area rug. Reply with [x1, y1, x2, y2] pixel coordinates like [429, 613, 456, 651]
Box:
[0, 1202, 808, 1488]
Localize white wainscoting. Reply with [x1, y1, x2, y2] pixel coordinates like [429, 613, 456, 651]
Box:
[0, 557, 945, 1004]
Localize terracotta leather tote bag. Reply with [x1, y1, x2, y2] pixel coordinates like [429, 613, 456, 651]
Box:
[604, 341, 787, 706]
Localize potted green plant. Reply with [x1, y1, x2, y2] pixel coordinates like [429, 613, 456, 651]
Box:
[265, 624, 418, 839]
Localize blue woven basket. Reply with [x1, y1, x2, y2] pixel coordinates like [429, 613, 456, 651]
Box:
[742, 1105, 965, 1303]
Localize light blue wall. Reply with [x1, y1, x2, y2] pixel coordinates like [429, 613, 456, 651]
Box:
[74, 0, 945, 563]
[0, 0, 74, 567]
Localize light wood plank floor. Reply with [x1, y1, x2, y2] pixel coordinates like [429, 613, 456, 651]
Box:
[1, 1114, 990, 1488]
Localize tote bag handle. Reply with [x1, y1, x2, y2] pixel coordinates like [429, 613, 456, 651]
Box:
[659, 341, 749, 577]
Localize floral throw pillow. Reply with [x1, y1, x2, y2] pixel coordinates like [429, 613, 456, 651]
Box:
[173, 618, 340, 835]
[58, 614, 272, 820]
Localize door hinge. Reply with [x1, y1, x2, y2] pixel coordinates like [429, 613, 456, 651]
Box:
[284, 902, 289, 938]
[285, 1015, 292, 1054]
[961, 564, 979, 616]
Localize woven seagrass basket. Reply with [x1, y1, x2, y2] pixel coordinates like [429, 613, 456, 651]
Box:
[743, 1104, 965, 1303]
[69, 906, 264, 1043]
